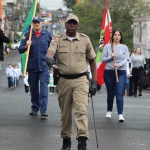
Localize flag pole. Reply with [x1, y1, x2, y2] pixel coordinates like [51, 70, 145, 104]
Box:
[23, 0, 38, 76]
[105, 0, 119, 82]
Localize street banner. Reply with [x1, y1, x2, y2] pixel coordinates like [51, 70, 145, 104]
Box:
[96, 0, 112, 86]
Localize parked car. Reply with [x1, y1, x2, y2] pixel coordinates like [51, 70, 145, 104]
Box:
[143, 73, 150, 89]
[11, 41, 20, 50]
[43, 17, 52, 23]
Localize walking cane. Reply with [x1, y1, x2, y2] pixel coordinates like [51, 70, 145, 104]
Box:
[90, 95, 99, 148]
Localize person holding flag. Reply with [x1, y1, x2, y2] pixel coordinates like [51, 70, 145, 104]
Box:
[102, 29, 129, 122]
[18, 16, 52, 119]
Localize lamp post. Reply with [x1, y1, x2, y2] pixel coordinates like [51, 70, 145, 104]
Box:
[12, 3, 14, 31]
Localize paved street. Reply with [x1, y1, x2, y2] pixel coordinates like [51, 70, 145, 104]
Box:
[0, 50, 150, 150]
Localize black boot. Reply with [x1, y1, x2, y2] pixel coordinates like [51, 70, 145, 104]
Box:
[60, 138, 71, 150]
[139, 93, 142, 96]
[78, 137, 87, 150]
[139, 81, 142, 96]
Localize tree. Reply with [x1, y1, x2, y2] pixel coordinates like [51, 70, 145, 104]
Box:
[73, 0, 104, 49]
[36, 2, 41, 14]
[109, 0, 150, 50]
[63, 0, 76, 9]
[72, 0, 150, 51]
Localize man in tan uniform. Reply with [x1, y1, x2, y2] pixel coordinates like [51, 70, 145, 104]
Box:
[46, 15, 97, 150]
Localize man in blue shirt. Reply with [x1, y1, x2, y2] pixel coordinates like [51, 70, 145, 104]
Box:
[19, 16, 52, 118]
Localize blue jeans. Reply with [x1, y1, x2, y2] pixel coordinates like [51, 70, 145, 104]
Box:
[104, 70, 126, 115]
[125, 77, 130, 93]
[7, 77, 14, 88]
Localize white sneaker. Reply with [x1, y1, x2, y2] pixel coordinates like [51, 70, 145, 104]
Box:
[119, 114, 125, 122]
[106, 111, 111, 118]
[49, 92, 54, 94]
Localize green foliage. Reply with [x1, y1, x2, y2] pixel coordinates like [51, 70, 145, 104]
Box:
[36, 2, 41, 13]
[109, 0, 150, 50]
[63, 0, 76, 9]
[73, 0, 104, 49]
[72, 0, 150, 51]
[7, 41, 12, 49]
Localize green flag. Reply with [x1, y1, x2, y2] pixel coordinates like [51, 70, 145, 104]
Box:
[20, 0, 36, 40]
[20, 0, 37, 75]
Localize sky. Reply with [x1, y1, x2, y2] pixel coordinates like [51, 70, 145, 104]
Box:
[39, 0, 68, 10]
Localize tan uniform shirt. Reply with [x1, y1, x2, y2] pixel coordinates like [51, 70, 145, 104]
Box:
[49, 32, 96, 75]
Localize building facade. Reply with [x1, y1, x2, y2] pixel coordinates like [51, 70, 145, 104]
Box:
[133, 0, 150, 61]
[0, 0, 4, 20]
[133, 16, 150, 59]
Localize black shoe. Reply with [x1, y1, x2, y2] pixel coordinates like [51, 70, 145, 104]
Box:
[78, 137, 87, 150]
[41, 113, 48, 119]
[29, 111, 37, 115]
[139, 93, 142, 96]
[134, 93, 137, 97]
[60, 138, 71, 150]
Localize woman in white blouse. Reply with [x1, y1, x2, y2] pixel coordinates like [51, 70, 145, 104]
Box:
[129, 47, 146, 97]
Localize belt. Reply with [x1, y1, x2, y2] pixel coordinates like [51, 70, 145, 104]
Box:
[59, 72, 86, 79]
[134, 66, 143, 69]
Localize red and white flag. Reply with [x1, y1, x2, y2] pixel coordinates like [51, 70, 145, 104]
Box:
[96, 0, 112, 86]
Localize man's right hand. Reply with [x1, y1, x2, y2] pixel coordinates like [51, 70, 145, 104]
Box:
[46, 58, 54, 69]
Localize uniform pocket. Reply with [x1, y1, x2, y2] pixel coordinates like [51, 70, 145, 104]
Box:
[41, 40, 48, 53]
[75, 48, 86, 62]
[58, 46, 68, 60]
[41, 56, 47, 68]
[27, 58, 37, 70]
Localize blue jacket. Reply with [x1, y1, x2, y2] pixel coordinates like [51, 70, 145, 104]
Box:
[19, 30, 52, 72]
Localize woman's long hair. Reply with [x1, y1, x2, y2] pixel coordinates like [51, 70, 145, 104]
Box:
[111, 29, 123, 44]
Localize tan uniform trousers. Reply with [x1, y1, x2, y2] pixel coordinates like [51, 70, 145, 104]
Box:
[57, 75, 89, 139]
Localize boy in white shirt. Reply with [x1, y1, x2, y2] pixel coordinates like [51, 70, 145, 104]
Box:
[6, 64, 14, 90]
